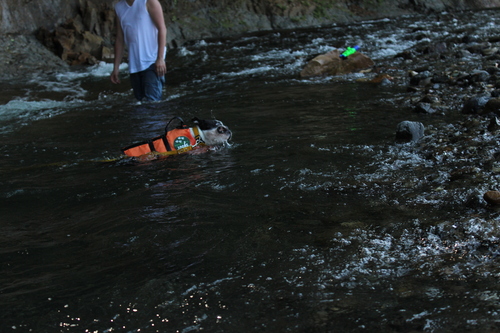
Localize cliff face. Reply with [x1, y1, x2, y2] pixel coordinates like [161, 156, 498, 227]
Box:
[3, 0, 500, 45]
[0, 0, 499, 78]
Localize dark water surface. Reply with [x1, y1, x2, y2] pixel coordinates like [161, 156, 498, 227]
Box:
[2, 10, 500, 332]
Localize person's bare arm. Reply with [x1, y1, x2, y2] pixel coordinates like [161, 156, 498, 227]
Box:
[111, 16, 125, 84]
[147, 0, 167, 77]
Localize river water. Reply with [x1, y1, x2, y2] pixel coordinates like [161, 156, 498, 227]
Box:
[2, 9, 500, 333]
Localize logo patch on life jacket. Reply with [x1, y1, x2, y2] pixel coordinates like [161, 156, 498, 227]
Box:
[173, 136, 191, 150]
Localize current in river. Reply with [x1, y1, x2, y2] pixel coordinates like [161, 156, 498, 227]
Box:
[1, 9, 500, 332]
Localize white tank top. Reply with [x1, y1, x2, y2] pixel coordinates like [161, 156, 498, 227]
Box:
[115, 0, 165, 74]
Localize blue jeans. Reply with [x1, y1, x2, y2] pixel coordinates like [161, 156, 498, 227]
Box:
[130, 63, 165, 102]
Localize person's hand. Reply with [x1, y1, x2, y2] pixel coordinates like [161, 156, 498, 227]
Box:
[110, 69, 121, 84]
[155, 58, 166, 77]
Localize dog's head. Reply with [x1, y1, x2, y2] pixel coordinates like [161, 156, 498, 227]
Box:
[192, 117, 232, 146]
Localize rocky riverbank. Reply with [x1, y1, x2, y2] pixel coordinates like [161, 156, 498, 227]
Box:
[0, 35, 69, 80]
[358, 16, 500, 209]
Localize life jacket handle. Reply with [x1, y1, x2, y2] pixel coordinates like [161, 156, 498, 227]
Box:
[165, 117, 188, 133]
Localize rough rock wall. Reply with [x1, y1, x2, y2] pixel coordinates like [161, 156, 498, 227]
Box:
[165, 0, 500, 46]
[3, 0, 500, 44]
[0, 0, 75, 33]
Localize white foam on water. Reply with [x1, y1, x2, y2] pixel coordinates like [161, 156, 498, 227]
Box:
[0, 62, 127, 133]
[283, 216, 500, 293]
[250, 49, 308, 62]
[220, 65, 275, 77]
[0, 97, 86, 134]
[55, 61, 127, 80]
[178, 46, 195, 56]
[365, 31, 420, 59]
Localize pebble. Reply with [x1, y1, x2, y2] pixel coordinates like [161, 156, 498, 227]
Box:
[483, 191, 500, 205]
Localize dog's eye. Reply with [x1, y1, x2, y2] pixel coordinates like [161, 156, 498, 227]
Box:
[217, 126, 227, 134]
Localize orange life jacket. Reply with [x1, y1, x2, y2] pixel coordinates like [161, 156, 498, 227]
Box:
[122, 126, 205, 157]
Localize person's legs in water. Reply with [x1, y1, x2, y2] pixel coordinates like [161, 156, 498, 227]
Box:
[142, 64, 165, 101]
[130, 64, 165, 102]
[130, 71, 145, 101]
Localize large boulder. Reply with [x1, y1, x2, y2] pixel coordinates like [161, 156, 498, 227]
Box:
[34, 0, 115, 66]
[395, 121, 425, 143]
[37, 17, 105, 65]
[300, 49, 374, 77]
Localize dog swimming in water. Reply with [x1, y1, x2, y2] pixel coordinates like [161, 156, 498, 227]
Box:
[121, 117, 232, 159]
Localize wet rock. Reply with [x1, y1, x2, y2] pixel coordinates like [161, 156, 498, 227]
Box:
[488, 117, 500, 132]
[406, 86, 421, 93]
[462, 35, 481, 44]
[483, 191, 500, 205]
[455, 49, 473, 59]
[467, 42, 491, 55]
[432, 74, 450, 84]
[395, 50, 415, 60]
[471, 70, 490, 83]
[372, 73, 393, 84]
[465, 192, 485, 208]
[300, 49, 374, 77]
[450, 167, 480, 181]
[462, 117, 482, 131]
[356, 73, 393, 84]
[482, 47, 498, 56]
[483, 98, 500, 115]
[462, 95, 490, 114]
[340, 221, 367, 229]
[415, 102, 436, 114]
[420, 94, 440, 104]
[408, 70, 418, 77]
[409, 70, 432, 86]
[485, 66, 500, 75]
[395, 121, 425, 143]
[424, 41, 447, 55]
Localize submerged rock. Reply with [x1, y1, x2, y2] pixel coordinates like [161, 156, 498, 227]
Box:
[462, 95, 490, 114]
[483, 190, 500, 205]
[414, 102, 436, 114]
[300, 49, 374, 77]
[483, 98, 500, 115]
[356, 73, 393, 84]
[395, 121, 425, 143]
[487, 116, 500, 132]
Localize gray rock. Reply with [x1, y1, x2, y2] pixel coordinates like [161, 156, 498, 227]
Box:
[484, 98, 500, 115]
[396, 121, 425, 143]
[462, 95, 490, 114]
[415, 102, 436, 114]
[488, 117, 500, 132]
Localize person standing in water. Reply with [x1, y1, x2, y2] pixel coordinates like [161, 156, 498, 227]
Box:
[111, 0, 167, 102]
